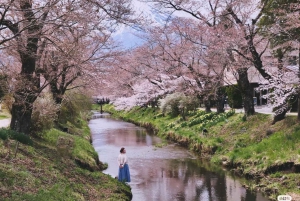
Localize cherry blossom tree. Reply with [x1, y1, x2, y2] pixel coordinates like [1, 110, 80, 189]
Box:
[107, 17, 229, 113]
[148, 0, 300, 122]
[258, 69, 298, 123]
[101, 24, 209, 109]
[259, 0, 300, 121]
[0, 0, 136, 134]
[144, 17, 233, 113]
[113, 74, 196, 110]
[38, 28, 118, 104]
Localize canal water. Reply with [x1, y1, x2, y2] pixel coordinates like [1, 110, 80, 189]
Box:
[89, 112, 269, 201]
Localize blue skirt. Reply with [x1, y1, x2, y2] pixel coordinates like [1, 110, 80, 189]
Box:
[118, 164, 131, 182]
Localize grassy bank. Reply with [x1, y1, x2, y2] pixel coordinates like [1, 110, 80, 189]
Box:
[102, 104, 300, 200]
[0, 116, 132, 201]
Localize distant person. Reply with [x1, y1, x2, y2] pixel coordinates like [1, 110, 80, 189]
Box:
[117, 147, 131, 182]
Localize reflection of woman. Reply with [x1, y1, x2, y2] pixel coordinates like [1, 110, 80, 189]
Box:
[117, 147, 131, 182]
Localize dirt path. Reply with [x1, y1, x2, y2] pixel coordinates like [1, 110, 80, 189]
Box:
[206, 107, 297, 116]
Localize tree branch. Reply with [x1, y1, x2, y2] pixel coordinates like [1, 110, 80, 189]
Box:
[231, 48, 253, 62]
[1, 20, 19, 34]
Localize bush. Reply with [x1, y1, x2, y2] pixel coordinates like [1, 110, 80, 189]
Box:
[0, 129, 9, 140]
[58, 91, 92, 127]
[225, 85, 243, 108]
[31, 93, 60, 134]
[159, 93, 199, 117]
[0, 128, 32, 145]
[159, 93, 183, 116]
[183, 96, 199, 112]
[11, 131, 33, 145]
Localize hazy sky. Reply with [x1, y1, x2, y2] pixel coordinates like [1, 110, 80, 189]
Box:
[113, 0, 190, 49]
[112, 0, 154, 49]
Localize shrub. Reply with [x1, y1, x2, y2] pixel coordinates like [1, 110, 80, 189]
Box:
[225, 85, 243, 108]
[58, 91, 92, 127]
[159, 93, 199, 117]
[11, 132, 33, 146]
[0, 129, 9, 140]
[0, 128, 32, 145]
[31, 93, 60, 134]
[159, 93, 183, 116]
[182, 96, 199, 112]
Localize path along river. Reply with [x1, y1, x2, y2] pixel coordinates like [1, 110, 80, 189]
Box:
[89, 112, 269, 201]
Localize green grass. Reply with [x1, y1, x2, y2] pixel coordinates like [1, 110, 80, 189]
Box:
[227, 128, 300, 171]
[102, 104, 300, 200]
[0, 114, 131, 201]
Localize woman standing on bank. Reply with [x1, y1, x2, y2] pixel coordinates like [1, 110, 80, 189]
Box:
[117, 147, 131, 182]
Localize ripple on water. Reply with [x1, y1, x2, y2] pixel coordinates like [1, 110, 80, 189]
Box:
[89, 115, 270, 201]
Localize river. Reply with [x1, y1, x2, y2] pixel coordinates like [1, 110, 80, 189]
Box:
[89, 112, 269, 201]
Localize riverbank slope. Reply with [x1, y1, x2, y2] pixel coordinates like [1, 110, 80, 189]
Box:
[0, 116, 132, 200]
[102, 104, 300, 200]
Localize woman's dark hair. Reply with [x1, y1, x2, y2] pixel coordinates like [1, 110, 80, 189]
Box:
[120, 147, 125, 153]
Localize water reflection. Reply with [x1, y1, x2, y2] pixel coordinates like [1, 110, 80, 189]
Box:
[89, 113, 269, 201]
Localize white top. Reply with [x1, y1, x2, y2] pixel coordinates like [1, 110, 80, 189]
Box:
[117, 153, 128, 166]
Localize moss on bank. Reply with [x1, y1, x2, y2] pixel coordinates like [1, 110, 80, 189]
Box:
[102, 104, 300, 200]
[0, 118, 131, 201]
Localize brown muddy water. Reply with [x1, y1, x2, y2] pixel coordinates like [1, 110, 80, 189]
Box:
[89, 112, 270, 201]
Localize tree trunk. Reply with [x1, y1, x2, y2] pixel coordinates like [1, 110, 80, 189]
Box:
[276, 48, 284, 70]
[273, 111, 288, 124]
[10, 3, 40, 134]
[237, 68, 255, 116]
[297, 47, 300, 121]
[10, 97, 33, 134]
[273, 103, 290, 124]
[298, 93, 300, 121]
[50, 81, 64, 104]
[53, 92, 63, 105]
[50, 84, 65, 126]
[100, 104, 103, 114]
[181, 107, 186, 121]
[10, 55, 39, 134]
[204, 99, 211, 113]
[216, 86, 225, 113]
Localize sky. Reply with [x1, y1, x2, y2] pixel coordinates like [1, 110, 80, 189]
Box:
[112, 0, 155, 49]
[112, 0, 190, 49]
[113, 27, 145, 49]
[112, 0, 263, 49]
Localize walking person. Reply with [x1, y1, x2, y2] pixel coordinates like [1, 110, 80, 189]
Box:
[117, 147, 131, 182]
